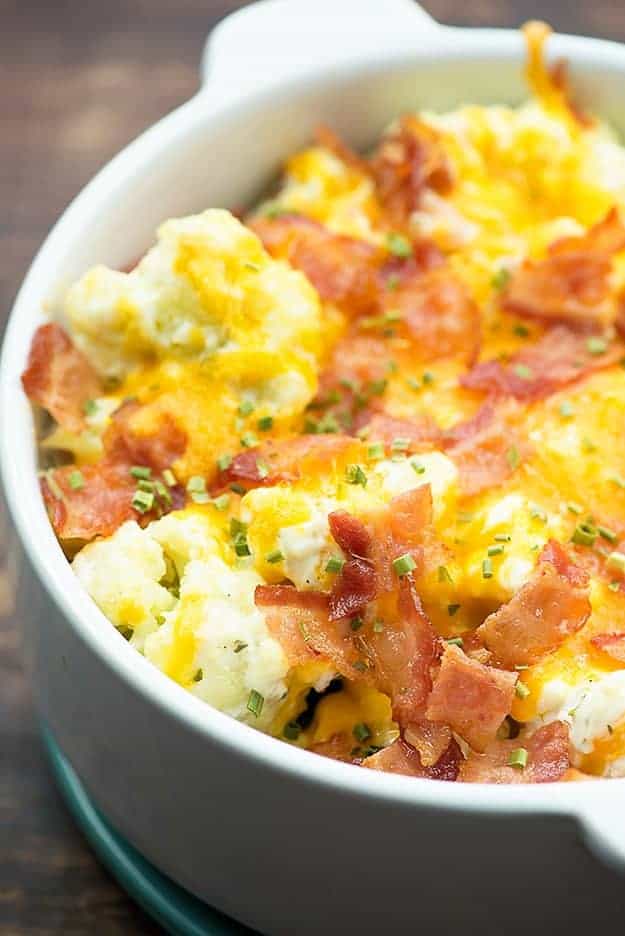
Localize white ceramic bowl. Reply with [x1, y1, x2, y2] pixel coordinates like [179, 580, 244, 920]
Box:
[3, 2, 625, 932]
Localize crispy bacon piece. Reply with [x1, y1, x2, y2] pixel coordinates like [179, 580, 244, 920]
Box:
[309, 734, 357, 763]
[502, 209, 625, 329]
[315, 124, 371, 175]
[369, 116, 454, 227]
[460, 721, 570, 784]
[369, 485, 435, 592]
[476, 541, 591, 668]
[254, 584, 367, 679]
[251, 214, 383, 315]
[461, 326, 623, 402]
[404, 721, 453, 768]
[368, 576, 441, 726]
[103, 401, 187, 471]
[217, 434, 358, 492]
[358, 412, 442, 453]
[388, 269, 481, 363]
[590, 632, 625, 664]
[363, 736, 461, 781]
[41, 463, 138, 541]
[22, 323, 100, 432]
[328, 510, 371, 558]
[425, 644, 517, 752]
[443, 402, 527, 497]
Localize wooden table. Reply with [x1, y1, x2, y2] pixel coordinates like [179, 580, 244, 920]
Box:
[2, 1, 625, 932]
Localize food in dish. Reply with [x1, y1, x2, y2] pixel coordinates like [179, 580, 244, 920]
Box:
[23, 23, 625, 782]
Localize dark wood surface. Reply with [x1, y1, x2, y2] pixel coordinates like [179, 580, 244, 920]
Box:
[3, 1, 625, 933]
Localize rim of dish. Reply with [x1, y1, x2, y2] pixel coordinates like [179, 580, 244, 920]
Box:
[3, 27, 625, 820]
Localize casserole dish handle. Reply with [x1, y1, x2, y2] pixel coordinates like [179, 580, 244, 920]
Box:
[201, 0, 441, 99]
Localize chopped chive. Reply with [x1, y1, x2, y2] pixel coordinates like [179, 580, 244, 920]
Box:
[233, 640, 248, 653]
[240, 432, 258, 448]
[609, 580, 621, 592]
[488, 544, 504, 556]
[68, 470, 84, 490]
[238, 400, 255, 416]
[373, 619, 385, 633]
[257, 415, 273, 431]
[137, 478, 154, 493]
[265, 549, 284, 564]
[507, 747, 528, 769]
[494, 533, 511, 542]
[217, 454, 232, 472]
[567, 502, 583, 515]
[345, 464, 367, 487]
[325, 555, 345, 574]
[83, 399, 98, 417]
[299, 621, 310, 643]
[230, 518, 248, 537]
[513, 364, 533, 381]
[506, 446, 520, 470]
[515, 681, 530, 699]
[247, 689, 264, 718]
[407, 376, 421, 391]
[353, 723, 371, 742]
[530, 504, 547, 522]
[367, 442, 385, 460]
[491, 268, 511, 290]
[256, 460, 269, 479]
[607, 551, 625, 574]
[482, 558, 494, 579]
[387, 359, 398, 374]
[446, 636, 464, 647]
[230, 483, 246, 495]
[154, 481, 171, 505]
[581, 437, 597, 454]
[513, 323, 529, 337]
[132, 489, 154, 513]
[193, 668, 203, 683]
[393, 553, 416, 576]
[162, 468, 176, 487]
[571, 522, 597, 547]
[438, 565, 454, 585]
[211, 493, 230, 511]
[350, 616, 364, 631]
[422, 371, 434, 385]
[447, 603, 461, 617]
[411, 460, 426, 475]
[559, 401, 574, 419]
[598, 525, 618, 543]
[187, 476, 208, 505]
[130, 465, 151, 480]
[386, 232, 412, 258]
[353, 660, 368, 673]
[391, 437, 410, 453]
[587, 336, 608, 355]
[283, 721, 300, 740]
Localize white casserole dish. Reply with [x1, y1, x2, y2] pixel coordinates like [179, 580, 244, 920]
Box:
[3, 1, 625, 931]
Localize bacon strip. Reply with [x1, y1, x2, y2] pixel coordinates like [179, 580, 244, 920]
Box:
[425, 644, 517, 752]
[104, 401, 187, 471]
[254, 584, 367, 679]
[443, 402, 527, 497]
[364, 736, 461, 781]
[327, 511, 376, 622]
[357, 413, 442, 453]
[369, 116, 454, 227]
[41, 464, 138, 541]
[461, 326, 623, 402]
[459, 721, 570, 783]
[368, 576, 441, 726]
[476, 541, 591, 668]
[502, 208, 625, 329]
[22, 323, 100, 432]
[590, 632, 625, 664]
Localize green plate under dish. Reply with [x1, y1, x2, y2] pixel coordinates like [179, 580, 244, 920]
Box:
[41, 725, 253, 936]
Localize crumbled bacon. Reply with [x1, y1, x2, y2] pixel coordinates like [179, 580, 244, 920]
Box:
[590, 632, 625, 664]
[459, 721, 570, 783]
[443, 402, 527, 497]
[103, 401, 187, 471]
[478, 542, 590, 664]
[388, 269, 481, 363]
[503, 209, 625, 329]
[41, 463, 139, 541]
[217, 434, 358, 492]
[369, 116, 454, 227]
[328, 510, 371, 558]
[369, 485, 436, 592]
[476, 540, 591, 668]
[426, 644, 517, 752]
[22, 323, 100, 432]
[309, 734, 357, 763]
[357, 413, 442, 453]
[364, 736, 461, 781]
[404, 721, 453, 768]
[254, 584, 367, 679]
[461, 326, 624, 402]
[315, 124, 371, 175]
[368, 576, 441, 726]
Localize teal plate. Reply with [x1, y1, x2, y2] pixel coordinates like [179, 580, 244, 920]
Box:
[41, 725, 254, 936]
